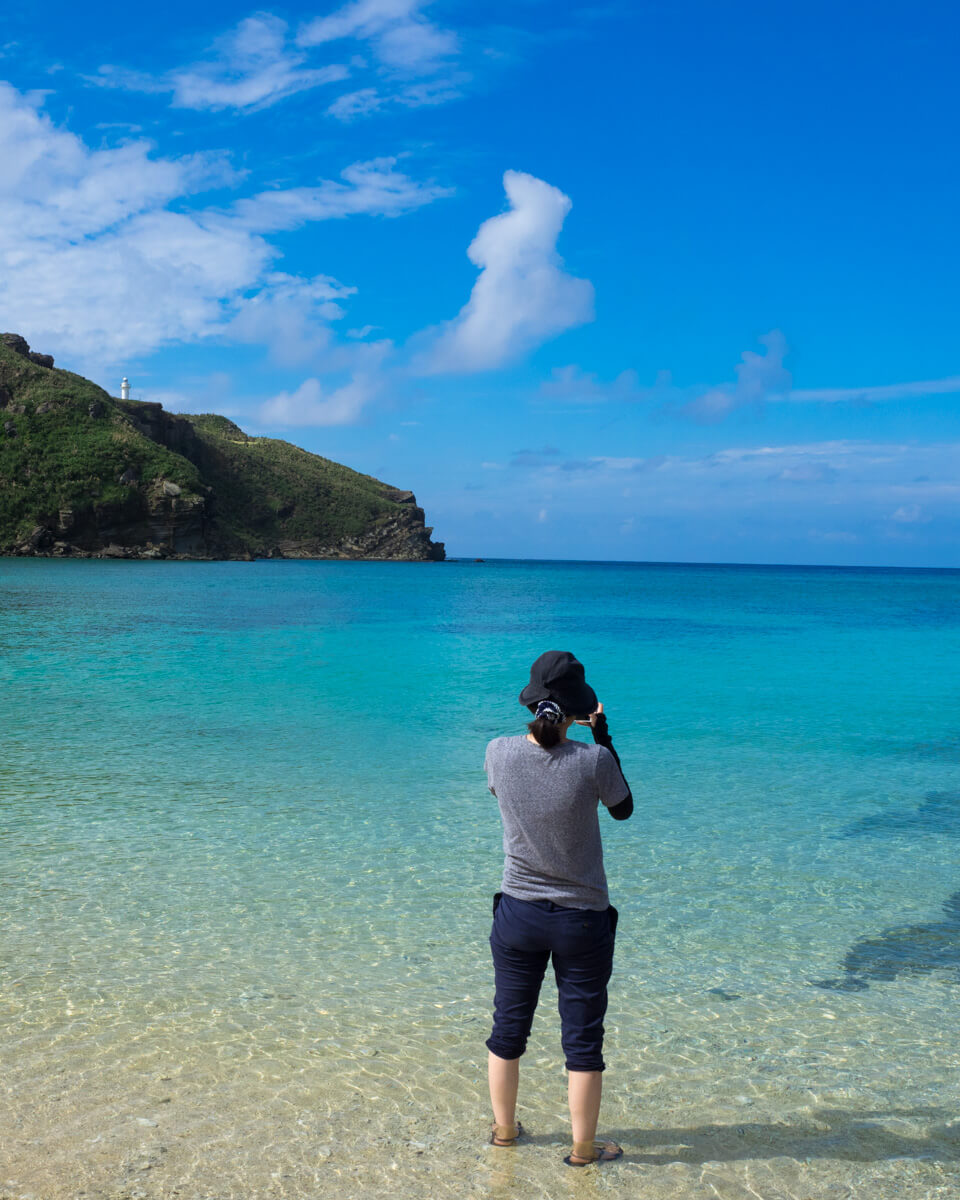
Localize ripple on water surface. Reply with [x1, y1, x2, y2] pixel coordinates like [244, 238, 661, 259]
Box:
[2, 559, 960, 1199]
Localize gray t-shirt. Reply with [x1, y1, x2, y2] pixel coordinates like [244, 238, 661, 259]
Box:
[484, 735, 629, 911]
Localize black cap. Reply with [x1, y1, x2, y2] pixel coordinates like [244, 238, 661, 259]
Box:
[519, 650, 597, 720]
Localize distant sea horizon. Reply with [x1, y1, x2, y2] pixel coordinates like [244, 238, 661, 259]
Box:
[7, 553, 957, 571]
[445, 555, 960, 571]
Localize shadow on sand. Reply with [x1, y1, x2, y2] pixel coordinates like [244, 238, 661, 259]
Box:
[523, 1107, 960, 1166]
[813, 889, 960, 992]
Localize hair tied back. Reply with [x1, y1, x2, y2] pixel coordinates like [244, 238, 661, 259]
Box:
[535, 700, 565, 725]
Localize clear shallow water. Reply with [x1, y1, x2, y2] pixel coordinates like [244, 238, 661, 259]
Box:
[1, 558, 959, 1200]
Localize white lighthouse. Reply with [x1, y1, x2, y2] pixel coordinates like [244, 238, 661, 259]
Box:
[121, 376, 130, 400]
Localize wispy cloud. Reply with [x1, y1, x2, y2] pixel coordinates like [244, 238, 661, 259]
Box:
[509, 445, 561, 468]
[704, 440, 914, 466]
[93, 14, 348, 112]
[790, 377, 960, 404]
[230, 157, 452, 230]
[587, 455, 668, 472]
[326, 86, 384, 120]
[466, 438, 960, 558]
[496, 438, 960, 495]
[563, 334, 960, 423]
[675, 332, 960, 421]
[298, 0, 458, 73]
[419, 170, 594, 373]
[91, 2, 466, 119]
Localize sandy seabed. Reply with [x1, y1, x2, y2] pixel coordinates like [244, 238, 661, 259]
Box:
[4, 990, 959, 1200]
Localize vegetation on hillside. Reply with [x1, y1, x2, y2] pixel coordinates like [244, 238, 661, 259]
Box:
[0, 339, 443, 560]
[0, 345, 201, 542]
[183, 412, 410, 555]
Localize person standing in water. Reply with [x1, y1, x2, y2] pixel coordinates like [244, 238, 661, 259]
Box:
[483, 651, 633, 1167]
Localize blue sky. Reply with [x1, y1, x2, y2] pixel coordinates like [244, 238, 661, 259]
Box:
[2, 0, 958, 564]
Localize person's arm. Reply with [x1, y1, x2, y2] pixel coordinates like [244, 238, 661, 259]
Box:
[606, 792, 633, 821]
[484, 741, 497, 797]
[590, 707, 633, 820]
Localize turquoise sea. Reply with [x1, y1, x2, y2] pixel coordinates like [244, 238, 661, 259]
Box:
[2, 559, 959, 1200]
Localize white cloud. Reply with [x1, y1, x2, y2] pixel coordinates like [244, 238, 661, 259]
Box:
[298, 0, 458, 73]
[226, 273, 356, 365]
[681, 331, 791, 422]
[259, 376, 376, 426]
[373, 14, 458, 72]
[231, 158, 452, 230]
[0, 85, 447, 372]
[0, 82, 233, 241]
[255, 332, 395, 425]
[94, 14, 349, 112]
[310, 0, 468, 120]
[421, 170, 594, 373]
[326, 86, 384, 119]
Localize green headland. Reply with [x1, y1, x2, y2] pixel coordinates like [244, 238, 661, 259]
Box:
[0, 334, 444, 561]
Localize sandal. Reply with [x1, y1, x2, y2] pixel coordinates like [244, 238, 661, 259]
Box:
[563, 1138, 623, 1166]
[489, 1120, 524, 1147]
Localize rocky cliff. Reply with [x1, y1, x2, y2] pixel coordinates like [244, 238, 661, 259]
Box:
[0, 335, 444, 562]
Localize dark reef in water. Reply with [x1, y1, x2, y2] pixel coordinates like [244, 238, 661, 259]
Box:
[813, 890, 960, 992]
[840, 790, 960, 839]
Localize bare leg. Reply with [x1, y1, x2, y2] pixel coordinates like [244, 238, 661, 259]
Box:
[488, 1051, 520, 1130]
[567, 1070, 620, 1164]
[568, 1069, 602, 1145]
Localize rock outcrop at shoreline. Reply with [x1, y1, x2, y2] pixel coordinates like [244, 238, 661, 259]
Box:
[0, 335, 444, 562]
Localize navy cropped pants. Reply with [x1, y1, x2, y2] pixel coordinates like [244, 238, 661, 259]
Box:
[486, 891, 618, 1073]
